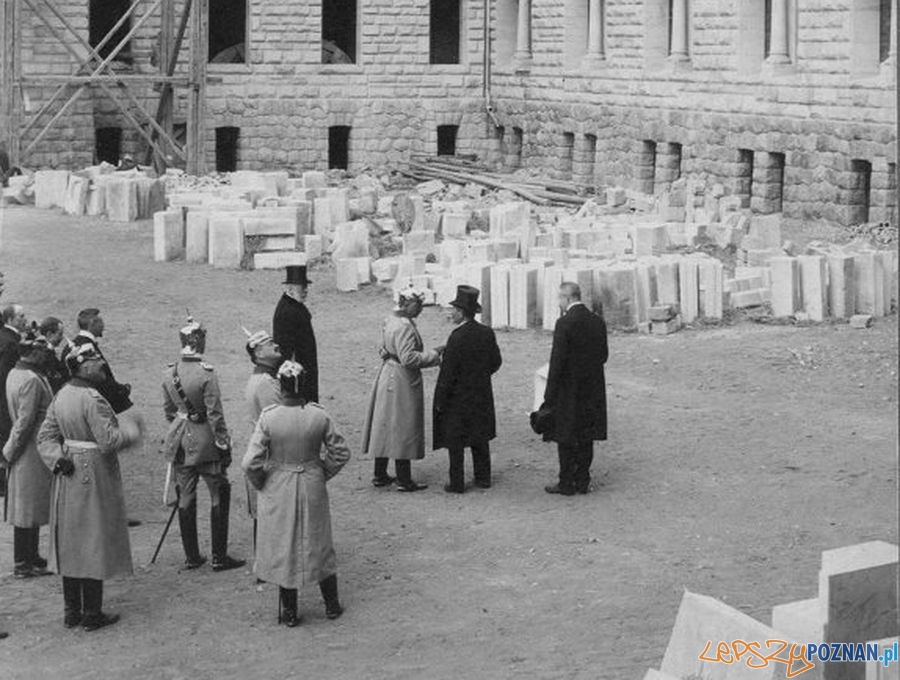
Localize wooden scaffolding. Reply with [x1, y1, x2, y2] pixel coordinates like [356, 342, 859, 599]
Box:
[0, 0, 209, 174]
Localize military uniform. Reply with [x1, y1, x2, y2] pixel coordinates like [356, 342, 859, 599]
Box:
[243, 365, 281, 520]
[162, 354, 236, 569]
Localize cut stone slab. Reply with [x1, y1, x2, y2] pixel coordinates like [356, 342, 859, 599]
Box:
[799, 255, 828, 321]
[854, 252, 878, 316]
[634, 261, 657, 323]
[820, 541, 899, 680]
[301, 170, 327, 189]
[135, 177, 166, 219]
[372, 258, 399, 283]
[770, 256, 801, 318]
[253, 251, 307, 270]
[489, 202, 529, 238]
[649, 304, 677, 322]
[466, 241, 493, 263]
[208, 216, 244, 269]
[462, 262, 493, 326]
[327, 188, 350, 226]
[731, 288, 768, 308]
[438, 239, 467, 270]
[63, 175, 89, 216]
[85, 181, 107, 216]
[153, 210, 185, 262]
[442, 212, 469, 239]
[749, 213, 783, 249]
[105, 177, 139, 222]
[304, 234, 324, 260]
[355, 256, 371, 285]
[651, 315, 681, 335]
[403, 231, 435, 256]
[828, 254, 856, 319]
[509, 265, 539, 329]
[335, 258, 360, 292]
[633, 224, 669, 257]
[185, 212, 209, 264]
[396, 254, 427, 279]
[563, 267, 594, 312]
[771, 597, 824, 643]
[492, 239, 519, 261]
[34, 170, 70, 209]
[313, 197, 333, 236]
[242, 217, 298, 238]
[661, 590, 804, 680]
[330, 221, 370, 259]
[655, 259, 680, 306]
[850, 314, 873, 329]
[542, 267, 565, 331]
[678, 259, 700, 323]
[490, 265, 511, 329]
[698, 259, 724, 319]
[594, 265, 637, 327]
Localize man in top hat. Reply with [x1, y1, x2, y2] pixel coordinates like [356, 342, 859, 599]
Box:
[243, 328, 283, 535]
[67, 309, 132, 414]
[273, 265, 318, 403]
[161, 317, 245, 572]
[433, 286, 503, 493]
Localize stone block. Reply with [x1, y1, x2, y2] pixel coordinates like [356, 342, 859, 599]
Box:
[799, 255, 828, 321]
[564, 267, 594, 311]
[302, 171, 327, 189]
[678, 259, 700, 323]
[749, 213, 783, 249]
[313, 197, 333, 236]
[533, 363, 549, 412]
[509, 265, 539, 329]
[633, 224, 669, 257]
[442, 212, 469, 239]
[331, 221, 370, 259]
[105, 177, 139, 222]
[594, 265, 637, 327]
[655, 259, 680, 306]
[649, 305, 677, 322]
[850, 314, 873, 328]
[462, 263, 493, 326]
[770, 256, 801, 318]
[489, 202, 529, 238]
[397, 254, 427, 279]
[606, 187, 627, 207]
[208, 216, 244, 269]
[253, 251, 307, 270]
[304, 234, 324, 260]
[335, 258, 360, 292]
[153, 210, 184, 262]
[410, 194, 426, 232]
[372, 258, 399, 283]
[828, 254, 856, 319]
[661, 591, 801, 680]
[355, 256, 372, 285]
[85, 181, 107, 216]
[438, 239, 467, 270]
[542, 267, 565, 331]
[466, 240, 493, 263]
[490, 265, 511, 329]
[63, 175, 89, 216]
[376, 195, 394, 216]
[820, 541, 899, 680]
[731, 288, 767, 308]
[403, 231, 435, 256]
[698, 259, 724, 319]
[185, 212, 209, 264]
[135, 177, 166, 219]
[771, 598, 824, 643]
[242, 217, 297, 238]
[492, 239, 520, 261]
[327, 188, 350, 226]
[651, 316, 681, 335]
[34, 170, 70, 209]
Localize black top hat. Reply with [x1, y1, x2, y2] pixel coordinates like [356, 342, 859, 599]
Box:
[449, 285, 482, 316]
[283, 265, 312, 286]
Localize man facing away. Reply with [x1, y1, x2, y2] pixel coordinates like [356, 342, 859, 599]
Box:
[433, 286, 502, 493]
[161, 317, 245, 572]
[542, 282, 609, 496]
[273, 265, 319, 403]
[68, 308, 133, 414]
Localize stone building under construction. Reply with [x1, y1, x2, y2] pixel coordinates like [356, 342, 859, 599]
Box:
[0, 0, 896, 226]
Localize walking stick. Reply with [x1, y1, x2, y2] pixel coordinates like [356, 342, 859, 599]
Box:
[150, 503, 178, 565]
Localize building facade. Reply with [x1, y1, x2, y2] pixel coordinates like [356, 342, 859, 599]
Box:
[1, 0, 896, 225]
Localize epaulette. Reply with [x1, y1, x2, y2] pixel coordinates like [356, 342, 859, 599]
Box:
[260, 403, 280, 414]
[200, 362, 214, 371]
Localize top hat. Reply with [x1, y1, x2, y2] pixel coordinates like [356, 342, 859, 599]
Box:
[283, 265, 312, 286]
[449, 285, 482, 316]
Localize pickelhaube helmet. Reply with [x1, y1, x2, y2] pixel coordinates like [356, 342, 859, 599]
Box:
[179, 315, 206, 350]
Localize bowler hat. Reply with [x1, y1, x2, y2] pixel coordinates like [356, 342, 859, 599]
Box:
[449, 285, 482, 316]
[283, 265, 311, 286]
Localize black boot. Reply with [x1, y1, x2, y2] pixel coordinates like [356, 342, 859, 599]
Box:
[319, 574, 344, 620]
[81, 579, 119, 632]
[279, 587, 300, 627]
[177, 503, 206, 569]
[28, 528, 51, 575]
[13, 527, 29, 578]
[211, 484, 245, 572]
[62, 577, 83, 628]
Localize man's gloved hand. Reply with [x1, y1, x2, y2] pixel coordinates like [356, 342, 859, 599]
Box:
[53, 458, 75, 476]
[217, 444, 232, 469]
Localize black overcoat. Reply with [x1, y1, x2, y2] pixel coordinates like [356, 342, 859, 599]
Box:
[0, 326, 21, 445]
[67, 334, 133, 414]
[272, 294, 319, 403]
[543, 303, 608, 444]
[432, 319, 502, 450]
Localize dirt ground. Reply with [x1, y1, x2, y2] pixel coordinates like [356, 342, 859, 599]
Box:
[0, 206, 896, 680]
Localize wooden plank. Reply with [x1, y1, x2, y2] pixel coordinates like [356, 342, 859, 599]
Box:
[187, 0, 208, 175]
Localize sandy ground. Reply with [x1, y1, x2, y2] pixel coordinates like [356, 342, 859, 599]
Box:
[0, 206, 896, 680]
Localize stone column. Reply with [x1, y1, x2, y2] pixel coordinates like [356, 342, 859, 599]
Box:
[767, 0, 790, 64]
[889, 0, 897, 62]
[586, 0, 605, 62]
[514, 0, 532, 67]
[669, 0, 689, 61]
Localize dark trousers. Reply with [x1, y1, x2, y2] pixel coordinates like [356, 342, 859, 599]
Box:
[374, 458, 412, 484]
[557, 441, 594, 491]
[63, 577, 103, 617]
[175, 461, 229, 510]
[448, 442, 491, 489]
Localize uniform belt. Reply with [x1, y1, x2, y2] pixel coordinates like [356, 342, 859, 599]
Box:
[383, 353, 400, 363]
[272, 462, 307, 474]
[63, 439, 99, 450]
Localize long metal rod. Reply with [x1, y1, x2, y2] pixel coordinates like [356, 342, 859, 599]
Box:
[20, 75, 191, 84]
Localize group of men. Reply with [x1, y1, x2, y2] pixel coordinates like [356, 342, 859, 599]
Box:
[0, 261, 609, 633]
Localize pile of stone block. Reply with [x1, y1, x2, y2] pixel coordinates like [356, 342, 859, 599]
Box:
[32, 166, 166, 221]
[641, 541, 898, 680]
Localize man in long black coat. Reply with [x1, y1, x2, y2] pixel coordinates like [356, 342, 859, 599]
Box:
[0, 304, 28, 448]
[66, 309, 132, 414]
[272, 265, 319, 403]
[542, 282, 608, 496]
[433, 286, 502, 493]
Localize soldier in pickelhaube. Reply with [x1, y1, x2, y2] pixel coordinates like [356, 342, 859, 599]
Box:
[161, 316, 245, 572]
